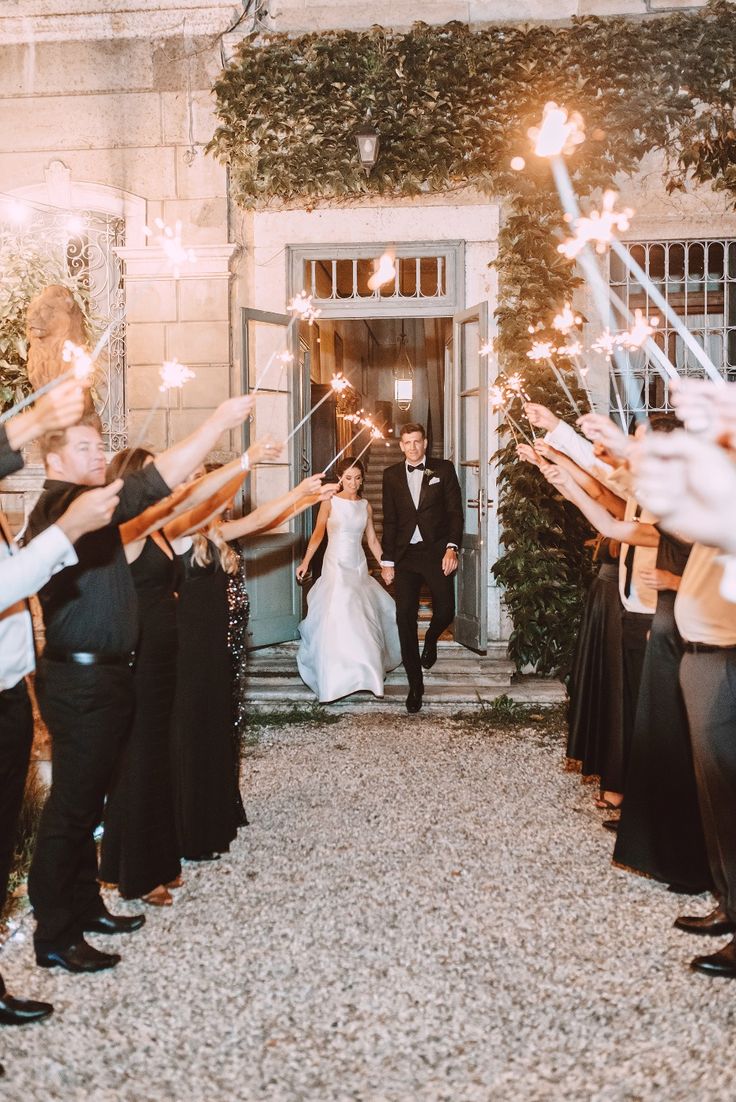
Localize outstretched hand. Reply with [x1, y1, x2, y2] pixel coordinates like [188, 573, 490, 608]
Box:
[524, 403, 560, 432]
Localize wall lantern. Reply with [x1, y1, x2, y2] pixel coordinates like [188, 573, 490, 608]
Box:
[393, 324, 414, 412]
[354, 121, 380, 177]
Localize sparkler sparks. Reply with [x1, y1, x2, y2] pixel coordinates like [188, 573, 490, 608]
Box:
[528, 101, 585, 159]
[61, 340, 95, 382]
[618, 309, 659, 350]
[552, 303, 582, 335]
[367, 251, 397, 292]
[159, 359, 196, 392]
[527, 340, 556, 363]
[558, 190, 633, 260]
[144, 218, 197, 278]
[288, 291, 321, 326]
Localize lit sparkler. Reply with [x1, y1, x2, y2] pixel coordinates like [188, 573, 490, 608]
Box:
[367, 251, 397, 292]
[323, 415, 375, 473]
[144, 218, 197, 278]
[159, 359, 196, 392]
[351, 424, 386, 467]
[558, 191, 633, 260]
[552, 303, 582, 335]
[285, 374, 353, 445]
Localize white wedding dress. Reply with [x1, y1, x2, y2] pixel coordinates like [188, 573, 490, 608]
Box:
[297, 495, 402, 702]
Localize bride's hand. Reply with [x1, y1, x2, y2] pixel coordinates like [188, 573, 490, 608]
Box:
[381, 566, 395, 586]
[296, 562, 309, 582]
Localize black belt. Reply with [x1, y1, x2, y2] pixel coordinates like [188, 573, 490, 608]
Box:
[683, 642, 736, 655]
[43, 648, 135, 667]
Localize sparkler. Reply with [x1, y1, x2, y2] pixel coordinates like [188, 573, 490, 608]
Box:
[367, 251, 397, 292]
[529, 103, 647, 423]
[250, 294, 320, 398]
[322, 415, 374, 474]
[118, 360, 197, 473]
[285, 374, 352, 445]
[144, 218, 197, 278]
[527, 339, 582, 418]
[0, 338, 97, 425]
[351, 424, 387, 467]
[490, 383, 534, 447]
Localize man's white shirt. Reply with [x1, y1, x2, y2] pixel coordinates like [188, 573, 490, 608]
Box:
[0, 523, 77, 691]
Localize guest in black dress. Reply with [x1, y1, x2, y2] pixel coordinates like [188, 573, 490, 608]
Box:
[613, 531, 712, 892]
[567, 537, 624, 801]
[172, 529, 242, 860]
[226, 543, 250, 828]
[100, 448, 182, 906]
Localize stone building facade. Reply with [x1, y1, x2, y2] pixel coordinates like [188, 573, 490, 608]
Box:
[0, 0, 730, 649]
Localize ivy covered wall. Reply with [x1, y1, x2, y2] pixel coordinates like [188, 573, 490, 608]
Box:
[210, 1, 736, 673]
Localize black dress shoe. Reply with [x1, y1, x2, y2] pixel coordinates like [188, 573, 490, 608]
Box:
[185, 852, 221, 862]
[406, 685, 423, 713]
[0, 993, 54, 1025]
[691, 936, 736, 977]
[420, 637, 438, 670]
[602, 818, 619, 833]
[36, 939, 120, 973]
[675, 905, 736, 937]
[83, 911, 145, 935]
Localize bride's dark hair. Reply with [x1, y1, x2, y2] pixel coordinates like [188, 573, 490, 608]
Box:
[337, 456, 365, 496]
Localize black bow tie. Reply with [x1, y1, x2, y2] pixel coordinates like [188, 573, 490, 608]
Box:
[407, 464, 425, 473]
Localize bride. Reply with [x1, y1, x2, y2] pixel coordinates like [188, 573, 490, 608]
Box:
[296, 458, 401, 702]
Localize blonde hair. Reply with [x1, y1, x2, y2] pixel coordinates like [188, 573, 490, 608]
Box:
[190, 524, 239, 576]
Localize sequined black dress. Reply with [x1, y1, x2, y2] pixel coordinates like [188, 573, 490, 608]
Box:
[227, 542, 250, 827]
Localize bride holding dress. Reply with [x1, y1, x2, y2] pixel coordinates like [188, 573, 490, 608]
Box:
[296, 458, 401, 702]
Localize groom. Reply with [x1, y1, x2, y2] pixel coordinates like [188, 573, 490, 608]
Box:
[381, 423, 463, 713]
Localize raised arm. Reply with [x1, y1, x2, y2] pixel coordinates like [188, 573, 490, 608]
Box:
[533, 442, 626, 518]
[543, 462, 658, 546]
[152, 395, 256, 490]
[219, 475, 329, 541]
[296, 499, 331, 581]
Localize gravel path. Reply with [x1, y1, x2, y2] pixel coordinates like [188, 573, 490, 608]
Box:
[3, 710, 736, 1101]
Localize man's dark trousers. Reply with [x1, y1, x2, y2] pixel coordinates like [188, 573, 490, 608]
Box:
[28, 658, 134, 953]
[395, 540, 454, 689]
[0, 680, 34, 916]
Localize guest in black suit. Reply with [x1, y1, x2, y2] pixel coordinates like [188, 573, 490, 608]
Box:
[380, 423, 463, 713]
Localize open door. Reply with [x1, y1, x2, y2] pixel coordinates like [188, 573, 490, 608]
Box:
[239, 307, 304, 648]
[451, 302, 489, 653]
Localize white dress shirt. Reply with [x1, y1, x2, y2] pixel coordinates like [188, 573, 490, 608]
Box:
[0, 522, 78, 691]
[618, 499, 658, 615]
[406, 462, 424, 544]
[675, 544, 736, 646]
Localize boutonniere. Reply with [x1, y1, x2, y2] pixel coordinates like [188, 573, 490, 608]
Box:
[423, 467, 436, 480]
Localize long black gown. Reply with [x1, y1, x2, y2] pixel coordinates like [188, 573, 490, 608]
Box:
[172, 543, 242, 858]
[613, 533, 713, 891]
[226, 543, 250, 828]
[567, 539, 624, 792]
[100, 536, 182, 898]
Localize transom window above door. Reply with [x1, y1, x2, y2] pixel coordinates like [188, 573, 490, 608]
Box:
[289, 243, 464, 318]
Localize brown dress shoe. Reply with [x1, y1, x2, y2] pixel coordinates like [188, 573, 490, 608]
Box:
[674, 904, 736, 937]
[691, 935, 736, 977]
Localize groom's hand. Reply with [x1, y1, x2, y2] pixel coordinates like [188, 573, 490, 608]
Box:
[381, 566, 395, 586]
[442, 548, 459, 576]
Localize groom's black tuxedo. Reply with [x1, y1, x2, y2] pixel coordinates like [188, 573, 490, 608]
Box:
[382, 458, 463, 692]
[381, 457, 463, 564]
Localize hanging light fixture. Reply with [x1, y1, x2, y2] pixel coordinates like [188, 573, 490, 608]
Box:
[393, 324, 414, 412]
[354, 120, 380, 177]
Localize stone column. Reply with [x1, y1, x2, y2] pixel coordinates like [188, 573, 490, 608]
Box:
[114, 243, 237, 453]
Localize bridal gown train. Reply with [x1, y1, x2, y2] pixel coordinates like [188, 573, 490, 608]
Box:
[297, 495, 401, 702]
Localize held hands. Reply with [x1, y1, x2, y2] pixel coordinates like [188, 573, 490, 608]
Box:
[56, 479, 123, 544]
[442, 547, 459, 576]
[524, 403, 560, 432]
[381, 566, 395, 586]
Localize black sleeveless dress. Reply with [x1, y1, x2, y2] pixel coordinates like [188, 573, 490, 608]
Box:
[100, 536, 181, 897]
[567, 539, 624, 791]
[613, 533, 713, 891]
[172, 544, 241, 858]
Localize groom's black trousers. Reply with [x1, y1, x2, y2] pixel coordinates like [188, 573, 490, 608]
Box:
[394, 541, 455, 689]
